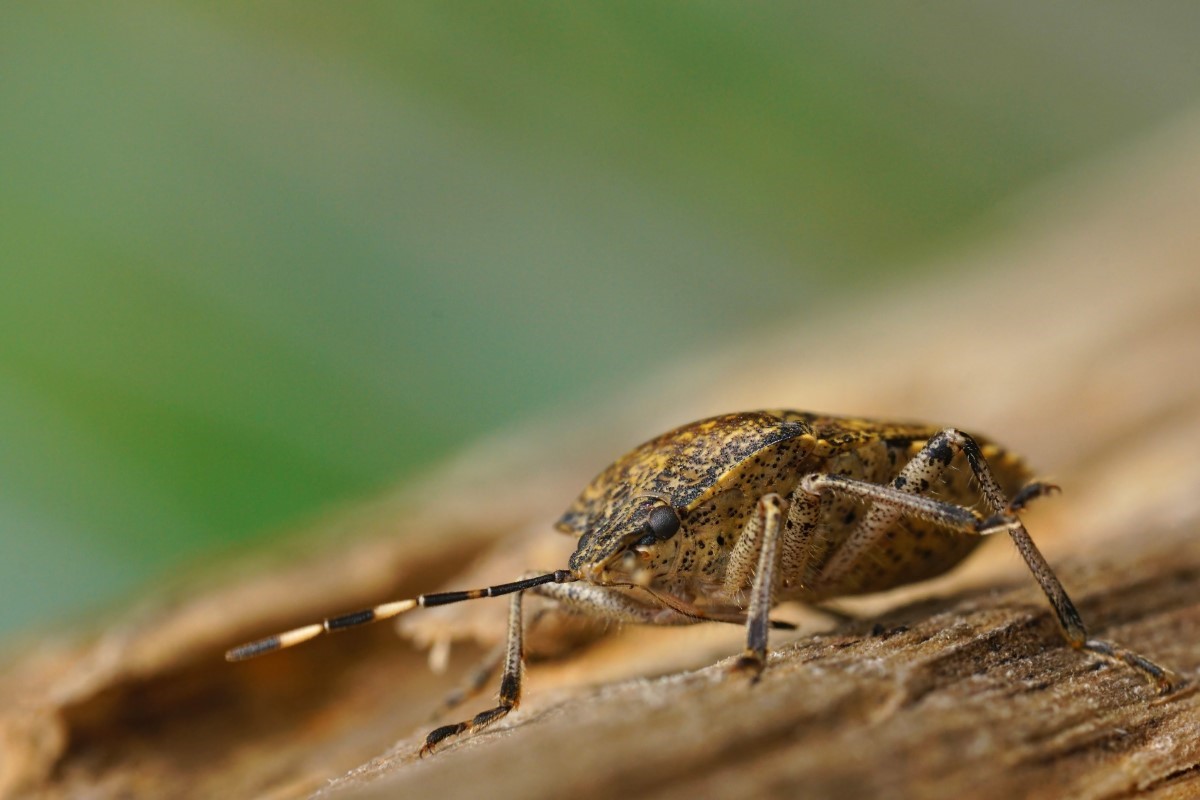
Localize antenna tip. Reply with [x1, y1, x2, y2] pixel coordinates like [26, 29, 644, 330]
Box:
[225, 635, 281, 661]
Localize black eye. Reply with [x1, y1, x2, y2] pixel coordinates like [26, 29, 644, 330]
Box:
[645, 505, 681, 542]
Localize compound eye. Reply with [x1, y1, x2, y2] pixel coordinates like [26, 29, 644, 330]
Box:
[645, 505, 681, 542]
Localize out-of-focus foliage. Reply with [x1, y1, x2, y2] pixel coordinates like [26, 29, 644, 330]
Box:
[3, 2, 1200, 637]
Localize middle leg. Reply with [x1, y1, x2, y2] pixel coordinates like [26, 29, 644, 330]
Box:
[723, 489, 822, 678]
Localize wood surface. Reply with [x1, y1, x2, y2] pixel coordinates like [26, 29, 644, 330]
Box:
[3, 116, 1200, 800]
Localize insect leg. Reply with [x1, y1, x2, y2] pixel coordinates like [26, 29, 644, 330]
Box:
[430, 641, 506, 720]
[532, 580, 703, 625]
[421, 581, 710, 754]
[725, 488, 822, 601]
[722, 493, 792, 678]
[803, 429, 1175, 690]
[815, 432, 986, 587]
[946, 429, 1177, 691]
[431, 604, 575, 720]
[421, 589, 528, 756]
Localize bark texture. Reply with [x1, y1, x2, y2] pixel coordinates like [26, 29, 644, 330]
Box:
[3, 116, 1200, 800]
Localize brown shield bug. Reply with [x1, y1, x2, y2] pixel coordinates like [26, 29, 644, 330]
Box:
[227, 410, 1177, 754]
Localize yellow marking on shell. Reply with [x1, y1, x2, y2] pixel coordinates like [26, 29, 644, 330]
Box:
[809, 436, 835, 458]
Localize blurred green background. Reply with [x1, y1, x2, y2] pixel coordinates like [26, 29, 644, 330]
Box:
[3, 3, 1200, 639]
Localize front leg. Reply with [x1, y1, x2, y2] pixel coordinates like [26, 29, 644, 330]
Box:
[421, 580, 698, 755]
[421, 589, 528, 756]
[533, 579, 705, 625]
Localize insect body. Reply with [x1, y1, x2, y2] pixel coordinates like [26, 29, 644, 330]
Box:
[228, 411, 1176, 754]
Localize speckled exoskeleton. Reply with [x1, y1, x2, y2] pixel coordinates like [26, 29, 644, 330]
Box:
[227, 410, 1176, 754]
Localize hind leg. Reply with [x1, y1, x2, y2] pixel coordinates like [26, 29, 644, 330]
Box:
[800, 429, 1175, 690]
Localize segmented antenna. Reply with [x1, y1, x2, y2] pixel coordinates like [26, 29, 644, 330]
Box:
[226, 570, 573, 661]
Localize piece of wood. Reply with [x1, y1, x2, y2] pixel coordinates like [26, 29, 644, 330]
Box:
[334, 526, 1200, 800]
[4, 118, 1200, 799]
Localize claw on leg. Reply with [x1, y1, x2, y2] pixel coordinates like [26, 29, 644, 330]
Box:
[420, 705, 516, 757]
[1007, 481, 1061, 514]
[728, 651, 765, 683]
[1082, 638, 1180, 694]
[420, 723, 468, 757]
